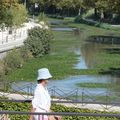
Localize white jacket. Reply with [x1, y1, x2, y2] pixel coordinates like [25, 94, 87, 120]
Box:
[32, 84, 51, 112]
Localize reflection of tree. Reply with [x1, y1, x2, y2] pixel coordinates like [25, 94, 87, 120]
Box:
[80, 43, 101, 68]
[109, 76, 120, 96]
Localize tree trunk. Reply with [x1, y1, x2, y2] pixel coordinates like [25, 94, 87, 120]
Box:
[94, 8, 98, 17]
[100, 9, 104, 20]
[53, 6, 56, 14]
[112, 13, 117, 19]
[68, 8, 69, 17]
[78, 7, 81, 16]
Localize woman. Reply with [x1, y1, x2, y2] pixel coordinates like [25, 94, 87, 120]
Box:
[30, 68, 61, 120]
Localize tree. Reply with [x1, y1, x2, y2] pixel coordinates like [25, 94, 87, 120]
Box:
[108, 0, 120, 14]
[11, 4, 27, 27]
[73, 0, 84, 15]
[83, 0, 110, 20]
[83, 0, 99, 17]
[95, 0, 108, 20]
[0, 0, 27, 27]
[0, 0, 19, 9]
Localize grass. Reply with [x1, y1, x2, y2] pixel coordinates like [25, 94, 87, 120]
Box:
[76, 82, 117, 88]
[94, 52, 120, 70]
[69, 95, 120, 102]
[68, 23, 120, 36]
[7, 54, 77, 81]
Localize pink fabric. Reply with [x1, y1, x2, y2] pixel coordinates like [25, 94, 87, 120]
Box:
[38, 115, 49, 120]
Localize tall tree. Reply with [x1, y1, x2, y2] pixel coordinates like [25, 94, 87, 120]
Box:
[0, 0, 27, 27]
[73, 0, 84, 15]
[95, 0, 108, 19]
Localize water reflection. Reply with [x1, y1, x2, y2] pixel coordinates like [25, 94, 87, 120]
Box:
[73, 42, 120, 95]
[74, 49, 88, 69]
[52, 27, 73, 31]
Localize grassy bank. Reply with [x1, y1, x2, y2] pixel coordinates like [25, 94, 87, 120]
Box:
[48, 17, 120, 36]
[68, 23, 120, 36]
[70, 95, 120, 102]
[95, 52, 120, 70]
[76, 82, 119, 88]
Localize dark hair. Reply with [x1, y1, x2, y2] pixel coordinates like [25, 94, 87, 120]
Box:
[37, 79, 45, 84]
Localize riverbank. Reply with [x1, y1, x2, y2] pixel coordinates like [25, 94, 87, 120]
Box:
[49, 17, 120, 36]
[6, 18, 120, 81]
[6, 31, 99, 81]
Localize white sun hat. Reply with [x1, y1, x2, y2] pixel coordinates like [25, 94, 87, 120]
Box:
[37, 68, 52, 80]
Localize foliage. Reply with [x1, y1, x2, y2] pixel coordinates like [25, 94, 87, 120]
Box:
[51, 104, 119, 120]
[0, 0, 19, 10]
[38, 12, 48, 23]
[25, 35, 44, 57]
[94, 52, 120, 70]
[0, 47, 32, 77]
[12, 4, 27, 27]
[24, 27, 53, 57]
[6, 53, 84, 81]
[48, 15, 65, 20]
[0, 101, 30, 120]
[0, 60, 5, 78]
[19, 47, 33, 61]
[74, 15, 120, 30]
[3, 49, 24, 74]
[0, 102, 119, 120]
[74, 15, 84, 23]
[0, 0, 27, 27]
[74, 15, 99, 26]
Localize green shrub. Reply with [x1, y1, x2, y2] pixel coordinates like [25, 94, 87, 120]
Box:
[48, 14, 64, 19]
[25, 36, 44, 57]
[74, 15, 97, 26]
[4, 49, 24, 74]
[51, 104, 119, 120]
[112, 15, 120, 24]
[19, 47, 33, 61]
[24, 27, 54, 57]
[38, 12, 49, 24]
[74, 15, 83, 23]
[0, 60, 5, 78]
[0, 102, 30, 120]
[0, 102, 119, 120]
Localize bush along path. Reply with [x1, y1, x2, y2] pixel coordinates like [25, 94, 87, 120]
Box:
[0, 101, 120, 120]
[24, 27, 54, 57]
